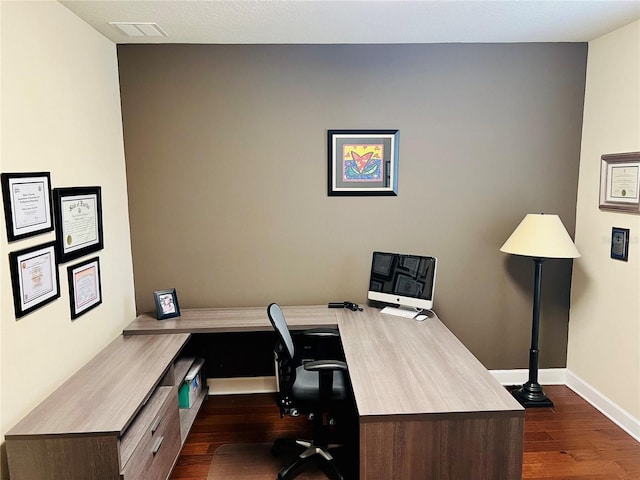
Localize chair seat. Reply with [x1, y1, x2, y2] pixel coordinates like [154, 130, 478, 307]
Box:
[292, 365, 348, 402]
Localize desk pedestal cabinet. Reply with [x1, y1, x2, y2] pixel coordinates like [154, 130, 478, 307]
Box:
[5, 334, 207, 480]
[338, 308, 524, 479]
[360, 414, 523, 478]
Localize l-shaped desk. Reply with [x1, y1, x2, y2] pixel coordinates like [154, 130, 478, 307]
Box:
[6, 305, 524, 480]
[125, 305, 525, 479]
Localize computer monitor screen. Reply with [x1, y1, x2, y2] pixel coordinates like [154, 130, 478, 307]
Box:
[367, 251, 437, 310]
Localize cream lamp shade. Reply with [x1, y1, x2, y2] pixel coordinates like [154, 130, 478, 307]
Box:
[500, 214, 581, 259]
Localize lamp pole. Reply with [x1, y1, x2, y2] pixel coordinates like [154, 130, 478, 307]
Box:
[501, 213, 580, 408]
[512, 257, 553, 407]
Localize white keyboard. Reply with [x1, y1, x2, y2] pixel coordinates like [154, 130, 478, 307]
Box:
[380, 306, 418, 318]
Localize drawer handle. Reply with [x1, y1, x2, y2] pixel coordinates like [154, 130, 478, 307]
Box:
[142, 390, 153, 406]
[151, 415, 162, 434]
[152, 436, 164, 455]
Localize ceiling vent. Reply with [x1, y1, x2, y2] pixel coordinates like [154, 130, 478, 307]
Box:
[109, 22, 167, 37]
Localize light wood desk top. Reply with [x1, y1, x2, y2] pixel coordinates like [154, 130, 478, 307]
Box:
[140, 305, 520, 479]
[123, 305, 522, 419]
[337, 307, 523, 418]
[6, 305, 521, 480]
[124, 305, 337, 335]
[6, 333, 190, 438]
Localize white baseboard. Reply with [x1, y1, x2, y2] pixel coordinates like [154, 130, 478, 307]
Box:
[206, 369, 639, 444]
[490, 368, 639, 443]
[490, 368, 567, 386]
[565, 369, 640, 442]
[208, 370, 569, 394]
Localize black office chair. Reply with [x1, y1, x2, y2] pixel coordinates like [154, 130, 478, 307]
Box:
[267, 303, 351, 480]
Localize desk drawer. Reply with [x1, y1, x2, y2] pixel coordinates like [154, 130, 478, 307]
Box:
[121, 388, 181, 480]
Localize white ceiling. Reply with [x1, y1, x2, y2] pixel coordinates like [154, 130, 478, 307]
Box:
[60, 0, 640, 44]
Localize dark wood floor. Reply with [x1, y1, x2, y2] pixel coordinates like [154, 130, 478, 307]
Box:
[170, 385, 640, 480]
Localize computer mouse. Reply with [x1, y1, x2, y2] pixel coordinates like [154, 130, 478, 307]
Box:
[415, 314, 428, 322]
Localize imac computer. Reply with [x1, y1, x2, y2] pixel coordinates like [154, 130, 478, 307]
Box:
[367, 251, 437, 318]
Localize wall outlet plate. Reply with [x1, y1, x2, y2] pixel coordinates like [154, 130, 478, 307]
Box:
[611, 227, 629, 261]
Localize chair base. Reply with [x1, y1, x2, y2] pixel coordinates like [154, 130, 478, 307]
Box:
[272, 438, 345, 480]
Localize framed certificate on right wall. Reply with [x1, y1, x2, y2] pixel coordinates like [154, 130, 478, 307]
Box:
[599, 152, 640, 214]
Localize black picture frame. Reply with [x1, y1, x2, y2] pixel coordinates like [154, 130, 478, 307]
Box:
[611, 227, 630, 261]
[53, 186, 104, 263]
[9, 241, 60, 319]
[154, 288, 181, 320]
[1, 172, 54, 242]
[67, 257, 102, 320]
[327, 129, 399, 196]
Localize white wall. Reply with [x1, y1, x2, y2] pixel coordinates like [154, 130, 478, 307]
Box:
[0, 2, 136, 478]
[569, 21, 640, 419]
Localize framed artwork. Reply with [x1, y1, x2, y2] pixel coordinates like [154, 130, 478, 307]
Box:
[1, 172, 54, 242]
[67, 257, 102, 319]
[599, 152, 640, 214]
[154, 288, 181, 320]
[611, 227, 629, 261]
[327, 129, 399, 196]
[9, 242, 60, 319]
[53, 186, 104, 263]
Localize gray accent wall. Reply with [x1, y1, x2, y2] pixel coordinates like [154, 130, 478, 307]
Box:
[117, 43, 587, 369]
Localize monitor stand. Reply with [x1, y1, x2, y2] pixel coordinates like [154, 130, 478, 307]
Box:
[380, 306, 420, 319]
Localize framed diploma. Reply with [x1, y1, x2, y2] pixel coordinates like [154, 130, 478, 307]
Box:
[1, 172, 54, 241]
[599, 152, 640, 214]
[9, 242, 60, 319]
[328, 129, 399, 196]
[153, 288, 181, 320]
[54, 186, 104, 263]
[67, 257, 102, 319]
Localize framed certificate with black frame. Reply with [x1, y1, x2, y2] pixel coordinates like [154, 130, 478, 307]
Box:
[1, 172, 54, 241]
[67, 257, 102, 319]
[9, 242, 60, 319]
[54, 186, 104, 263]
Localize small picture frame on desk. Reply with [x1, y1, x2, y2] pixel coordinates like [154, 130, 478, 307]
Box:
[154, 288, 180, 320]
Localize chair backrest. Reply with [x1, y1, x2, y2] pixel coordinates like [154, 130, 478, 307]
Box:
[268, 303, 298, 405]
[268, 303, 295, 360]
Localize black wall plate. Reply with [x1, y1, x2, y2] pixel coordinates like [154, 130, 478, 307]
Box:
[611, 227, 630, 261]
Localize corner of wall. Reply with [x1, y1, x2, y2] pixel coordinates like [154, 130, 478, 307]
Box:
[569, 19, 640, 419]
[1, 3, 136, 477]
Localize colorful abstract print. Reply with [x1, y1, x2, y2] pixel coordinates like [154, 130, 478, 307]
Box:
[342, 143, 384, 182]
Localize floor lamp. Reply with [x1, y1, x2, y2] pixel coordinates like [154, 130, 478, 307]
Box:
[500, 214, 580, 408]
